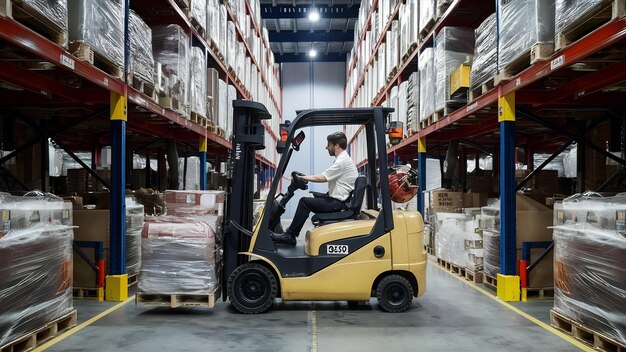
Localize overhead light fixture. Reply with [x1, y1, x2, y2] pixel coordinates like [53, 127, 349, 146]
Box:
[308, 9, 320, 22]
[309, 49, 317, 58]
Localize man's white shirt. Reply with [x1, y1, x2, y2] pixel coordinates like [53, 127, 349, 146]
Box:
[321, 150, 358, 201]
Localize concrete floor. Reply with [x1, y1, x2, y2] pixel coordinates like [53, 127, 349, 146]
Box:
[45, 259, 582, 352]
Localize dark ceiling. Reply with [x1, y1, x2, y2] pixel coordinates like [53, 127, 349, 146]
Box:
[260, 0, 360, 62]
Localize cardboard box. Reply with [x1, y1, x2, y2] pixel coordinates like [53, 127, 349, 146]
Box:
[431, 189, 464, 212]
[72, 210, 110, 288]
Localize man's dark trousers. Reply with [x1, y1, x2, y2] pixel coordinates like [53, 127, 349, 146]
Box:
[287, 197, 345, 237]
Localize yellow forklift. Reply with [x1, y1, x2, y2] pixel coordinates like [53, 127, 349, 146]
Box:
[223, 101, 427, 313]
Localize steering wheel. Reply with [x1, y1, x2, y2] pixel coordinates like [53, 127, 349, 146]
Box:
[291, 171, 309, 191]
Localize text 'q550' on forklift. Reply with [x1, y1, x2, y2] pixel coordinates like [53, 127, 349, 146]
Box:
[222, 100, 427, 313]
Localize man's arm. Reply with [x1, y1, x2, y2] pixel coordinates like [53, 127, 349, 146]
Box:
[302, 174, 327, 183]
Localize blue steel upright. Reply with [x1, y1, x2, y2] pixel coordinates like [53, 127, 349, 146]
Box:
[417, 138, 426, 215]
[199, 136, 207, 190]
[110, 118, 126, 275]
[499, 93, 516, 275]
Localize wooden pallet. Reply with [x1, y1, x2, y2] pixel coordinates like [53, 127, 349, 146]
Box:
[436, 1, 453, 18]
[464, 269, 483, 284]
[402, 42, 418, 62]
[158, 95, 185, 116]
[526, 286, 554, 299]
[483, 274, 497, 290]
[190, 111, 208, 128]
[69, 41, 123, 79]
[136, 290, 218, 309]
[494, 42, 554, 86]
[436, 258, 462, 275]
[420, 109, 443, 129]
[0, 0, 68, 47]
[419, 17, 436, 42]
[556, 0, 625, 51]
[190, 16, 206, 38]
[426, 246, 435, 256]
[0, 310, 77, 352]
[128, 272, 138, 287]
[128, 74, 157, 102]
[550, 309, 626, 352]
[173, 0, 190, 13]
[469, 78, 495, 101]
[73, 286, 104, 301]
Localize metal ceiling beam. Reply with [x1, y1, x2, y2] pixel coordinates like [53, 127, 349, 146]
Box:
[269, 31, 353, 42]
[261, 5, 359, 19]
[274, 53, 347, 63]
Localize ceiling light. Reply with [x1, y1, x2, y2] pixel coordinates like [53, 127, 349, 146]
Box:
[308, 49, 317, 58]
[308, 9, 320, 22]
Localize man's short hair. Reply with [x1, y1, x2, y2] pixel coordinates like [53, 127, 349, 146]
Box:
[327, 132, 347, 150]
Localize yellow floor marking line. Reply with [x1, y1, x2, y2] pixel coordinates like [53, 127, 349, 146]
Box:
[434, 264, 593, 352]
[309, 310, 318, 352]
[34, 295, 135, 351]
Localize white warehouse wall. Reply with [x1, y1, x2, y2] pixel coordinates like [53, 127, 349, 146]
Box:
[280, 61, 346, 218]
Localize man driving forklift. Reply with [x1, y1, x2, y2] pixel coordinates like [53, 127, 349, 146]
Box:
[271, 131, 358, 246]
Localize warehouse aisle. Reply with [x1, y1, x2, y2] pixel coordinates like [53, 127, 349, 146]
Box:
[43, 260, 584, 352]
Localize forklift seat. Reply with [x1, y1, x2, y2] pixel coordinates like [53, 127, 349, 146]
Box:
[311, 176, 367, 226]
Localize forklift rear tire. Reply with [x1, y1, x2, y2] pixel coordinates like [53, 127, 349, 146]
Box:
[228, 262, 278, 314]
[376, 275, 414, 313]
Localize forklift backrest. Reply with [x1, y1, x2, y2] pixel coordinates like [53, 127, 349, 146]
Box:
[347, 176, 367, 213]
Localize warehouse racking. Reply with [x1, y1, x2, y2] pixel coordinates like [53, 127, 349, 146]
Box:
[345, 0, 626, 288]
[0, 0, 282, 276]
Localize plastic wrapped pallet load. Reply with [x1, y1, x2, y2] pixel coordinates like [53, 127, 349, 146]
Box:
[67, 0, 124, 67]
[190, 47, 208, 119]
[407, 71, 420, 133]
[206, 0, 220, 47]
[552, 194, 626, 346]
[190, 0, 206, 33]
[164, 190, 225, 217]
[152, 25, 190, 117]
[139, 217, 217, 294]
[470, 13, 497, 91]
[0, 224, 74, 346]
[419, 47, 435, 124]
[18, 0, 68, 44]
[498, 0, 555, 72]
[207, 68, 219, 125]
[434, 27, 475, 114]
[435, 212, 483, 270]
[555, 0, 607, 35]
[126, 197, 145, 276]
[419, 0, 436, 34]
[129, 10, 155, 85]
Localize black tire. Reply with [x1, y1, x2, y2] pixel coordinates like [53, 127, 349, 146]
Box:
[228, 262, 278, 314]
[376, 275, 414, 313]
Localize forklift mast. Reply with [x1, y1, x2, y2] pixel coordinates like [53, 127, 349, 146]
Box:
[223, 100, 271, 292]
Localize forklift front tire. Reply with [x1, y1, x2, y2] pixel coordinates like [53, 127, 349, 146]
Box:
[376, 275, 414, 313]
[228, 263, 278, 314]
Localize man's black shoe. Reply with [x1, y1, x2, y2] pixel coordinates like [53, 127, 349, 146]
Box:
[270, 232, 296, 246]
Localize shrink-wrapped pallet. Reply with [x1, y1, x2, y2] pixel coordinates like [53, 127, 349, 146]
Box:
[419, 0, 436, 34]
[152, 25, 190, 115]
[67, 0, 124, 67]
[139, 217, 217, 294]
[126, 197, 145, 276]
[177, 156, 201, 191]
[129, 10, 155, 85]
[20, 0, 68, 36]
[0, 193, 72, 233]
[207, 68, 219, 125]
[218, 79, 228, 133]
[498, 0, 555, 71]
[553, 218, 626, 345]
[419, 47, 435, 122]
[407, 71, 420, 133]
[206, 0, 220, 46]
[190, 0, 206, 33]
[435, 212, 483, 270]
[470, 13, 497, 90]
[0, 224, 73, 345]
[226, 21, 237, 69]
[227, 84, 236, 139]
[190, 47, 208, 118]
[434, 27, 474, 113]
[555, 0, 606, 35]
[165, 190, 225, 217]
[398, 81, 408, 132]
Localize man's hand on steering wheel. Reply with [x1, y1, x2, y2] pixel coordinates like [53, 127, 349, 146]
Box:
[291, 171, 309, 191]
